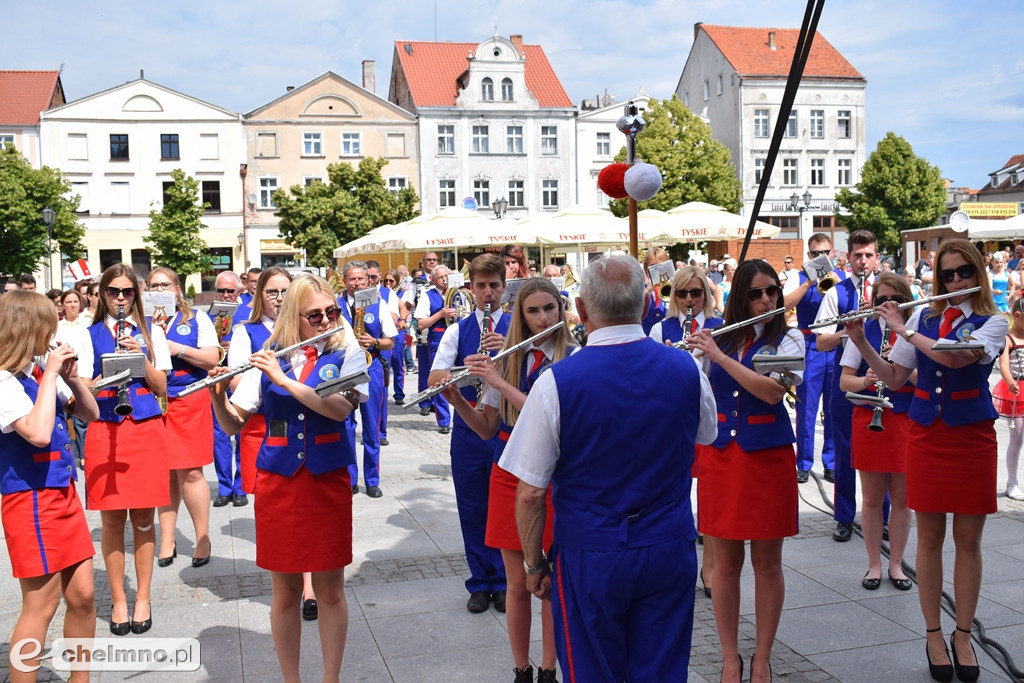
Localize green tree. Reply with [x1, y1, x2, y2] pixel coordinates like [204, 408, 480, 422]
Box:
[0, 145, 86, 277]
[835, 132, 946, 253]
[273, 157, 419, 267]
[609, 95, 742, 216]
[144, 168, 212, 277]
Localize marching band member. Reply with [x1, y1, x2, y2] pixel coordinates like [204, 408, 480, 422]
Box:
[838, 273, 914, 592]
[338, 260, 396, 498]
[147, 267, 221, 569]
[687, 260, 803, 683]
[211, 271, 250, 507]
[0, 292, 98, 681]
[994, 297, 1024, 501]
[78, 264, 172, 635]
[383, 269, 411, 408]
[640, 247, 670, 335]
[366, 260, 398, 447]
[210, 274, 367, 683]
[428, 254, 509, 613]
[443, 277, 571, 681]
[414, 264, 453, 431]
[847, 239, 1004, 683]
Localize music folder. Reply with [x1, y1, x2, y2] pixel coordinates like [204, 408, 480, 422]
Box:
[314, 369, 371, 398]
[751, 355, 804, 374]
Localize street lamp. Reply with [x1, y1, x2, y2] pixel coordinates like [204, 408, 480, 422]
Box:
[788, 191, 820, 243]
[492, 197, 508, 220]
[42, 207, 56, 288]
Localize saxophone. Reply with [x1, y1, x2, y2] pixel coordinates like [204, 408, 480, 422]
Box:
[353, 300, 372, 365]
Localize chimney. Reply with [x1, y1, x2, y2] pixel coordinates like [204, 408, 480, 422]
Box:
[362, 60, 376, 93]
[768, 31, 777, 50]
[286, 86, 294, 92]
[694, 22, 703, 40]
[139, 69, 144, 79]
[510, 34, 523, 53]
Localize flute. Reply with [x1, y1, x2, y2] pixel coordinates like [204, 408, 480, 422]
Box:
[178, 325, 344, 397]
[808, 287, 981, 330]
[672, 307, 785, 350]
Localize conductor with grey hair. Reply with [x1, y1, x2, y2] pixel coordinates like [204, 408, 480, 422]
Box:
[501, 255, 718, 679]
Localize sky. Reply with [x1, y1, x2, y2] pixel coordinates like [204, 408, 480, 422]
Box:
[5, 0, 1023, 189]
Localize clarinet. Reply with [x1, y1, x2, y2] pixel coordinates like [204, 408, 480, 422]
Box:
[682, 306, 694, 342]
[474, 303, 491, 412]
[867, 321, 889, 432]
[114, 305, 134, 416]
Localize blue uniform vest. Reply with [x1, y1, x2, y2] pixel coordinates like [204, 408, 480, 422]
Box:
[256, 350, 356, 476]
[377, 286, 394, 361]
[641, 295, 666, 336]
[828, 277, 863, 398]
[0, 374, 76, 494]
[851, 319, 913, 414]
[88, 322, 162, 422]
[164, 310, 207, 397]
[551, 339, 699, 550]
[426, 289, 446, 346]
[660, 315, 723, 344]
[909, 310, 998, 427]
[494, 347, 550, 462]
[243, 321, 272, 353]
[453, 312, 511, 420]
[711, 332, 797, 450]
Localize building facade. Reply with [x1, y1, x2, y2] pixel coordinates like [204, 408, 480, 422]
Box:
[0, 70, 66, 169]
[243, 69, 419, 269]
[39, 79, 245, 291]
[388, 33, 576, 218]
[676, 23, 866, 250]
[575, 90, 650, 210]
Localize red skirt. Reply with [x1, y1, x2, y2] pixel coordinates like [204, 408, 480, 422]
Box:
[164, 390, 214, 469]
[485, 463, 554, 551]
[851, 409, 908, 473]
[905, 419, 996, 515]
[698, 440, 798, 541]
[992, 379, 1024, 418]
[254, 467, 352, 573]
[84, 416, 170, 510]
[2, 486, 94, 578]
[239, 414, 266, 495]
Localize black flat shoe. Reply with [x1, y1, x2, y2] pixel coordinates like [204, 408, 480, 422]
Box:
[797, 469, 809, 483]
[700, 568, 712, 599]
[950, 628, 980, 682]
[157, 543, 177, 568]
[862, 571, 881, 590]
[366, 485, 383, 498]
[467, 590, 490, 613]
[888, 571, 913, 591]
[232, 493, 248, 507]
[925, 628, 953, 683]
[492, 590, 507, 612]
[823, 468, 835, 483]
[302, 598, 318, 621]
[192, 544, 211, 568]
[380, 437, 389, 446]
[212, 494, 231, 507]
[833, 522, 853, 542]
[130, 604, 152, 634]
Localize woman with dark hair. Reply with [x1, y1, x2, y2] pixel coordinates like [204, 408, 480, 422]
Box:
[147, 266, 221, 569]
[57, 289, 90, 467]
[687, 259, 803, 683]
[847, 239, 1005, 683]
[500, 245, 529, 281]
[79, 263, 172, 635]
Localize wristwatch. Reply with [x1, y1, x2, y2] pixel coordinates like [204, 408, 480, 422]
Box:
[524, 552, 549, 575]
[176, 346, 186, 359]
[903, 329, 917, 342]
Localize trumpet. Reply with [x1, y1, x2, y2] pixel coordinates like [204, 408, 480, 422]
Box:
[808, 287, 981, 330]
[114, 305, 133, 417]
[673, 307, 785, 351]
[657, 274, 673, 303]
[475, 303, 492, 412]
[403, 321, 566, 408]
[817, 272, 840, 294]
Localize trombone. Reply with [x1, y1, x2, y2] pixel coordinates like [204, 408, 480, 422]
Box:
[808, 287, 981, 330]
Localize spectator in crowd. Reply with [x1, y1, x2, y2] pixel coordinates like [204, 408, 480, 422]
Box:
[1008, 244, 1024, 271]
[19, 274, 37, 291]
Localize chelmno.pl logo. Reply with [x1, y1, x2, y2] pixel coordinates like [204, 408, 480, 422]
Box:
[11, 638, 201, 672]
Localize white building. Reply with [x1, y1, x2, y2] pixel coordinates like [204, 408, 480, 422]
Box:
[676, 23, 866, 248]
[39, 79, 245, 292]
[388, 32, 576, 218]
[575, 89, 650, 209]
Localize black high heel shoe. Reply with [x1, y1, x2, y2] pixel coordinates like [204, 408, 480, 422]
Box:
[950, 628, 980, 682]
[130, 602, 152, 634]
[157, 543, 177, 568]
[109, 605, 130, 636]
[925, 627, 953, 682]
[192, 542, 211, 568]
[700, 568, 712, 599]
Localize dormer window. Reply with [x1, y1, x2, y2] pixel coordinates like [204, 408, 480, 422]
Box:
[481, 77, 494, 102]
[501, 78, 513, 102]
[991, 174, 998, 188]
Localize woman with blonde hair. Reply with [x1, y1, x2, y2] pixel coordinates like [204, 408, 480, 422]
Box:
[147, 266, 221, 570]
[210, 274, 367, 682]
[847, 239, 1004, 683]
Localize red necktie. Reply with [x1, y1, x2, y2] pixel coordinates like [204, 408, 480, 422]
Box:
[298, 345, 318, 383]
[690, 319, 699, 335]
[528, 348, 545, 377]
[888, 330, 897, 346]
[938, 307, 961, 339]
[31, 365, 44, 383]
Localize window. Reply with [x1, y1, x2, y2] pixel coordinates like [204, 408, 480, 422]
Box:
[0, 134, 13, 150]
[438, 179, 456, 208]
[541, 179, 559, 209]
[596, 132, 611, 157]
[160, 133, 179, 160]
[837, 110, 852, 138]
[472, 125, 489, 154]
[481, 77, 494, 101]
[71, 181, 89, 214]
[501, 78, 513, 102]
[508, 179, 524, 207]
[66, 133, 87, 160]
[837, 158, 852, 186]
[437, 125, 454, 155]
[99, 249, 122, 272]
[810, 158, 825, 186]
[386, 133, 406, 157]
[303, 176, 324, 187]
[785, 110, 797, 138]
[110, 181, 130, 214]
[202, 180, 221, 213]
[387, 177, 407, 194]
[541, 126, 558, 155]
[754, 158, 766, 184]
[110, 134, 129, 159]
[256, 132, 277, 157]
[717, 75, 723, 96]
[199, 134, 219, 160]
[341, 132, 361, 156]
[161, 181, 174, 206]
[259, 177, 278, 209]
[754, 109, 769, 138]
[303, 132, 322, 156]
[131, 249, 151, 281]
[506, 124, 523, 154]
[473, 179, 490, 208]
[703, 80, 710, 101]
[782, 158, 798, 186]
[810, 110, 824, 139]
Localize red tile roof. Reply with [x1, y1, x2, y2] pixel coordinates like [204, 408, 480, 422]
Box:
[699, 25, 863, 80]
[0, 70, 63, 125]
[392, 40, 572, 108]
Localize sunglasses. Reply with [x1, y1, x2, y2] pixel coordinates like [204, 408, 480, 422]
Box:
[216, 288, 237, 294]
[807, 250, 829, 258]
[265, 288, 288, 299]
[367, 274, 379, 281]
[105, 286, 137, 299]
[383, 279, 396, 285]
[303, 307, 341, 326]
[747, 285, 781, 301]
[938, 264, 976, 283]
[874, 295, 906, 306]
[674, 287, 705, 299]
[147, 282, 174, 291]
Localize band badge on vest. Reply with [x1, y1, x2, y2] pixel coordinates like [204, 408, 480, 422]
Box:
[957, 323, 976, 341]
[363, 312, 376, 325]
[134, 334, 148, 348]
[319, 364, 340, 381]
[176, 323, 191, 336]
[754, 345, 777, 357]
